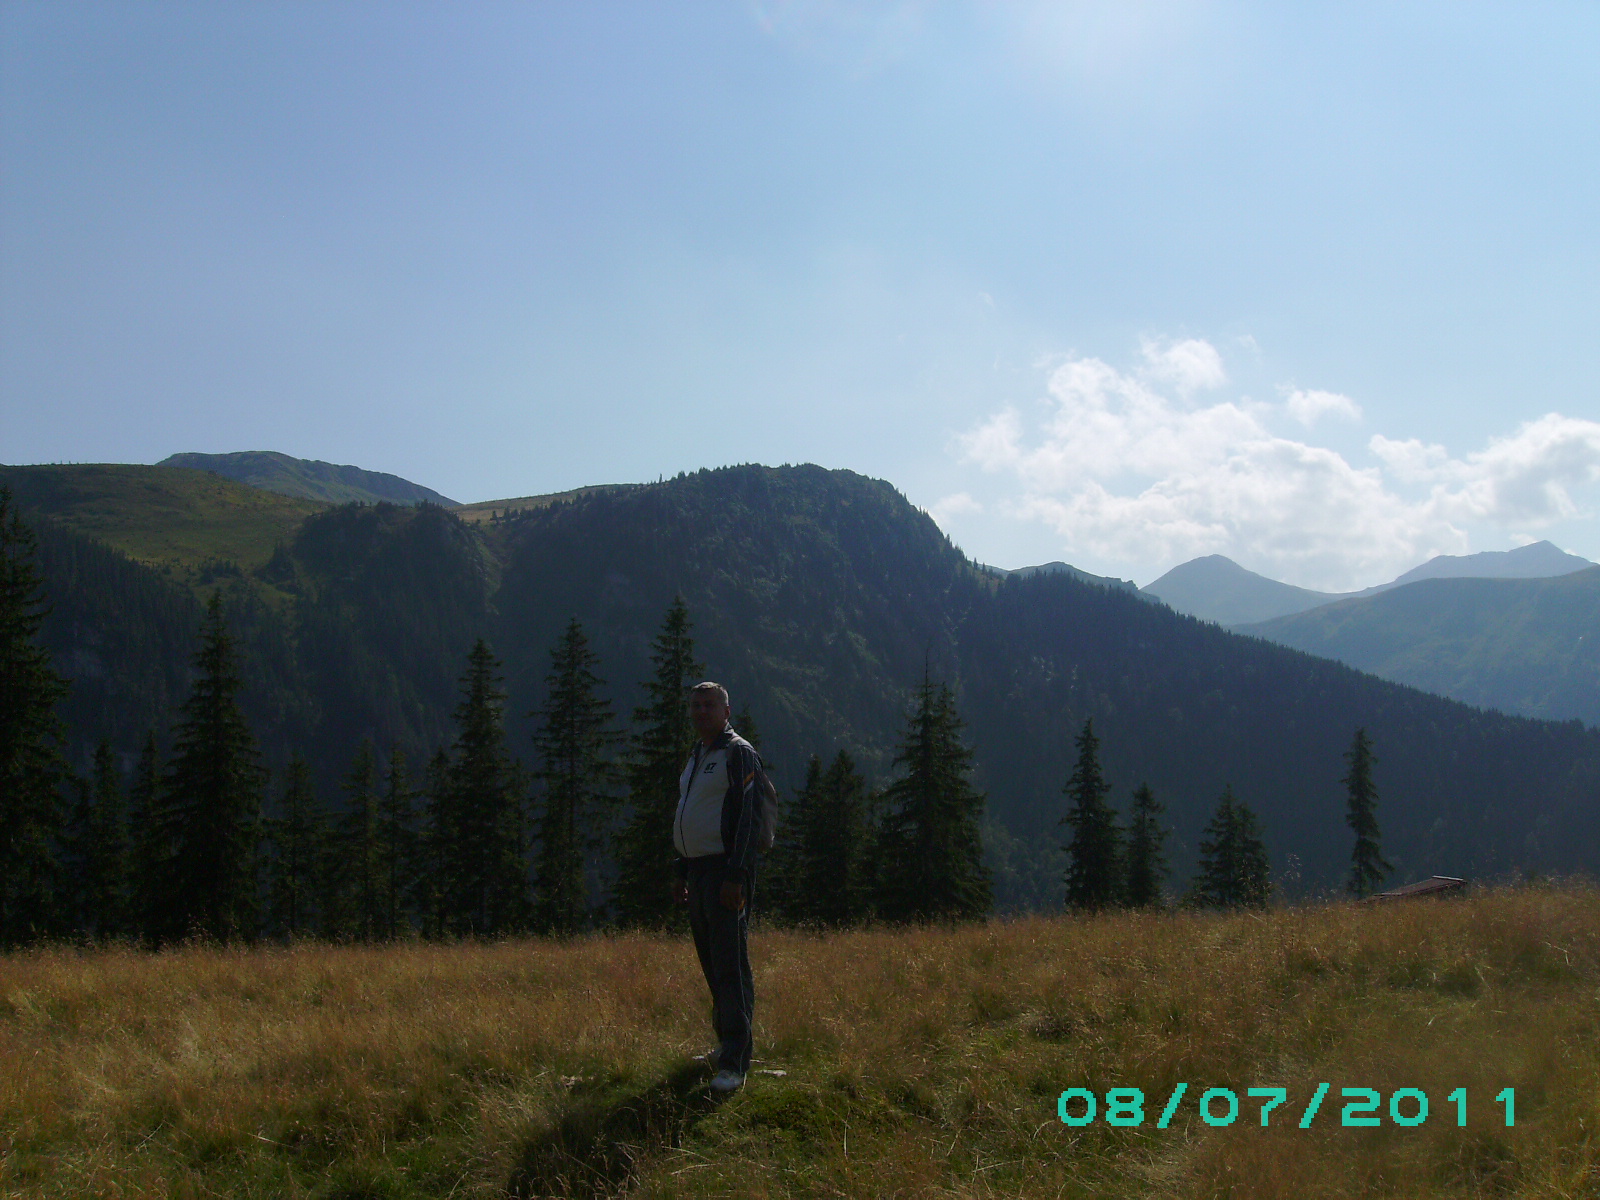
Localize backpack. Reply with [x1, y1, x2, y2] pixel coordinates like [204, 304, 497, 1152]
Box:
[749, 750, 779, 854]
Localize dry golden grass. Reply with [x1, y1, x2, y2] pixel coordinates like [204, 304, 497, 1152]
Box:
[3, 886, 1599, 1198]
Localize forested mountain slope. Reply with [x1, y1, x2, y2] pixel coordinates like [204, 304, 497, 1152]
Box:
[486, 467, 981, 778]
[373, 466, 1600, 895]
[1000, 560, 1139, 593]
[14, 462, 1600, 905]
[1240, 569, 1600, 727]
[17, 480, 492, 786]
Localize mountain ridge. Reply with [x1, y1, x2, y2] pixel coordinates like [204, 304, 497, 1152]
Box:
[1390, 540, 1595, 586]
[992, 560, 1139, 593]
[159, 450, 459, 507]
[1239, 568, 1600, 727]
[1140, 554, 1337, 625]
[15, 460, 1600, 908]
[1140, 540, 1595, 628]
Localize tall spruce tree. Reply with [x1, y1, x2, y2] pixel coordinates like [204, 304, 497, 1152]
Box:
[873, 676, 991, 922]
[1343, 728, 1391, 899]
[733, 704, 766, 766]
[440, 639, 528, 935]
[503, 757, 535, 931]
[853, 783, 890, 918]
[730, 702, 792, 909]
[127, 732, 164, 944]
[334, 740, 382, 939]
[789, 750, 869, 927]
[377, 747, 418, 940]
[417, 747, 452, 938]
[612, 597, 701, 928]
[266, 756, 325, 939]
[64, 777, 96, 935]
[760, 755, 816, 925]
[85, 741, 130, 938]
[1122, 783, 1169, 909]
[530, 619, 616, 936]
[0, 488, 69, 946]
[154, 591, 266, 943]
[1190, 786, 1272, 909]
[1061, 719, 1123, 910]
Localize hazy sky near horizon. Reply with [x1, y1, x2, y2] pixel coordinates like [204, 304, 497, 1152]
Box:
[4, 1, 1599, 589]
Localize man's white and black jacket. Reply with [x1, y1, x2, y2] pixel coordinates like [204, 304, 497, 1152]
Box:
[673, 725, 761, 884]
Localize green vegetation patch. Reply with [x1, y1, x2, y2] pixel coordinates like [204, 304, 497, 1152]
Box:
[1, 463, 326, 574]
[450, 482, 643, 525]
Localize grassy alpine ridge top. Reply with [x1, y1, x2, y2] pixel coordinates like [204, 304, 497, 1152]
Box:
[0, 463, 327, 578]
[2, 885, 1595, 1198]
[450, 482, 644, 525]
[158, 450, 460, 507]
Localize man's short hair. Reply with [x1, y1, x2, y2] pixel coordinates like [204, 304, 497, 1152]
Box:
[691, 681, 730, 707]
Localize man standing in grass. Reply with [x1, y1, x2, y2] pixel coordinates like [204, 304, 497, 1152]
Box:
[671, 681, 760, 1093]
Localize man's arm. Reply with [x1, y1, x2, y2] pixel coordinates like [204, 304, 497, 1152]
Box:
[723, 740, 759, 883]
[672, 747, 693, 901]
[721, 747, 751, 909]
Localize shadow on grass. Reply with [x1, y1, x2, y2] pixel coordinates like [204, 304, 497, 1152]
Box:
[506, 1062, 729, 1198]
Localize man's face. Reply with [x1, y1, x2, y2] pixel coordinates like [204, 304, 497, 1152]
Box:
[690, 689, 730, 740]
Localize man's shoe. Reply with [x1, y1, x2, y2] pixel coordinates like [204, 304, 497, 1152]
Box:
[710, 1069, 744, 1093]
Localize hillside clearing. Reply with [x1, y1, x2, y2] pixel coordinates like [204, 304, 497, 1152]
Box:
[449, 483, 642, 525]
[3, 886, 1597, 1197]
[0, 463, 326, 580]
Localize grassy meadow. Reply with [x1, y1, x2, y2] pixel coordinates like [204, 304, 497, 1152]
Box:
[0, 464, 326, 578]
[450, 484, 640, 525]
[3, 885, 1598, 1198]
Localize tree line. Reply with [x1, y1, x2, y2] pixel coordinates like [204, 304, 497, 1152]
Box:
[1, 488, 1392, 948]
[1058, 717, 1391, 911]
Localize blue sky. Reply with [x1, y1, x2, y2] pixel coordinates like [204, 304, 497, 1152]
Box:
[3, 1, 1598, 589]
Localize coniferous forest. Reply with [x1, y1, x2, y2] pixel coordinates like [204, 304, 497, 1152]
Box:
[2, 480, 1002, 943]
[5, 461, 1600, 945]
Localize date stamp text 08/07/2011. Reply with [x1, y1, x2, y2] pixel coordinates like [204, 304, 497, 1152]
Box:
[1057, 1084, 1516, 1129]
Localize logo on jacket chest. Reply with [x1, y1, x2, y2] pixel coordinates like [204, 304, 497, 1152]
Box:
[703, 761, 719, 774]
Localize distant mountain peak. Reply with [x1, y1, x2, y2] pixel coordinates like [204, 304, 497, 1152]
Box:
[160, 451, 458, 507]
[1138, 541, 1599, 628]
[1140, 555, 1336, 627]
[1391, 540, 1595, 586]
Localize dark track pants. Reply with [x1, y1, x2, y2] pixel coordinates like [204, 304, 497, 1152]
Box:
[686, 865, 754, 1076]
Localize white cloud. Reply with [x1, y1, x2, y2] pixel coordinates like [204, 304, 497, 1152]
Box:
[1140, 336, 1225, 394]
[964, 351, 1256, 491]
[956, 339, 1600, 590]
[1370, 415, 1600, 524]
[1286, 388, 1361, 426]
[1445, 413, 1600, 524]
[1368, 435, 1450, 483]
[929, 491, 983, 525]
